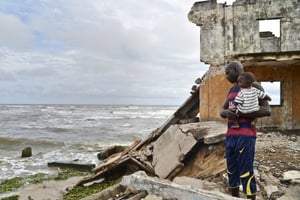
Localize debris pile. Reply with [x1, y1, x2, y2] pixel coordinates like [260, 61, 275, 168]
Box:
[76, 90, 300, 200]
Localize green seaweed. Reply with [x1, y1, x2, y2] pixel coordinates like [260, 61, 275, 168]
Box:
[25, 173, 51, 184]
[54, 169, 89, 181]
[0, 168, 108, 200]
[0, 195, 19, 200]
[0, 169, 89, 194]
[0, 177, 23, 194]
[63, 180, 116, 200]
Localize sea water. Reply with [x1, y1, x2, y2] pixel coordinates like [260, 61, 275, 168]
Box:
[0, 104, 177, 181]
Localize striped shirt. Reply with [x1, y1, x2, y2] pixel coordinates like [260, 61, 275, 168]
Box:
[234, 87, 266, 114]
[226, 85, 257, 137]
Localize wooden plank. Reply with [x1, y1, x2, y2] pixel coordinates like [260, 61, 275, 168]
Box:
[47, 161, 95, 171]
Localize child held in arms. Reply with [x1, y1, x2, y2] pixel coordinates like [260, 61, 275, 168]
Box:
[229, 72, 272, 128]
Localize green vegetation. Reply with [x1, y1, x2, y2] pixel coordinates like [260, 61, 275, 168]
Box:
[54, 169, 89, 181]
[63, 179, 116, 200]
[24, 173, 51, 184]
[0, 169, 116, 200]
[0, 169, 89, 194]
[0, 195, 19, 200]
[0, 177, 23, 194]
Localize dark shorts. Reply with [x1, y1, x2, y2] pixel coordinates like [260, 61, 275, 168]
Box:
[226, 135, 257, 195]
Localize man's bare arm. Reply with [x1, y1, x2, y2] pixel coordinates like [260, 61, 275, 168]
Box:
[220, 99, 230, 119]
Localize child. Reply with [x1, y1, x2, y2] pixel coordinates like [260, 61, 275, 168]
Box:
[229, 72, 272, 128]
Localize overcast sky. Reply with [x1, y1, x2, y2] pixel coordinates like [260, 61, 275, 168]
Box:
[0, 0, 214, 105]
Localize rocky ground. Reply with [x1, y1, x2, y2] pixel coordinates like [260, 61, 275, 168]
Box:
[254, 131, 300, 199]
[212, 130, 300, 199]
[255, 131, 299, 177]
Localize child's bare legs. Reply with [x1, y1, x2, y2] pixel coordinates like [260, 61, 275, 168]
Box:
[229, 112, 256, 129]
[228, 110, 239, 128]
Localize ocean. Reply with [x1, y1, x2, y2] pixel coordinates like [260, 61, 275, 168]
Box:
[0, 104, 177, 182]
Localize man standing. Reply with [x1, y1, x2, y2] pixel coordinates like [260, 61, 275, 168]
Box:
[220, 61, 271, 200]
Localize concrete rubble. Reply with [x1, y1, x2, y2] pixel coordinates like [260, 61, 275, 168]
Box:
[74, 90, 232, 199]
[77, 120, 228, 186]
[282, 170, 300, 184]
[80, 170, 240, 200]
[151, 121, 226, 179]
[73, 89, 300, 199]
[120, 171, 239, 200]
[2, 92, 299, 200]
[75, 119, 300, 200]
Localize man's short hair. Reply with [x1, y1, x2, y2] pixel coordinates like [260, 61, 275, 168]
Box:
[226, 61, 243, 73]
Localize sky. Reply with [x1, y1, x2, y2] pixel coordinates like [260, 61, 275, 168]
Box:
[0, 0, 277, 106]
[0, 0, 214, 105]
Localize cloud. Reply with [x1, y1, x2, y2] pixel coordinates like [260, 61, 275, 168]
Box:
[0, 13, 33, 49]
[0, 0, 208, 105]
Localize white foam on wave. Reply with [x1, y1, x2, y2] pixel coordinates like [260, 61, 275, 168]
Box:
[0, 155, 47, 181]
[120, 123, 132, 127]
[83, 115, 124, 120]
[0, 147, 99, 182]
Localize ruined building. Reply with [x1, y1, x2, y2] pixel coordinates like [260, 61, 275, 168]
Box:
[188, 0, 300, 130]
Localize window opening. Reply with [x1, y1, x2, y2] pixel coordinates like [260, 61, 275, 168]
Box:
[259, 19, 280, 37]
[260, 81, 281, 105]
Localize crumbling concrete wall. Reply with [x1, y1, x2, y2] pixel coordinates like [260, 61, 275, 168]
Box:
[198, 60, 300, 129]
[188, 1, 227, 65]
[188, 0, 300, 65]
[197, 67, 230, 121]
[244, 61, 300, 129]
[188, 0, 300, 130]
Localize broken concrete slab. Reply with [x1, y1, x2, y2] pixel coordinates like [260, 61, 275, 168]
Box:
[120, 171, 240, 200]
[173, 176, 221, 192]
[152, 121, 227, 179]
[175, 121, 227, 144]
[200, 122, 226, 144]
[277, 184, 300, 200]
[76, 121, 227, 187]
[260, 172, 280, 199]
[152, 124, 198, 179]
[282, 170, 300, 184]
[173, 176, 205, 190]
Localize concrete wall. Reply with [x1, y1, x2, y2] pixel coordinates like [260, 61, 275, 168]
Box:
[188, 0, 300, 65]
[198, 67, 230, 121]
[245, 62, 300, 130]
[188, 0, 300, 130]
[198, 61, 300, 130]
